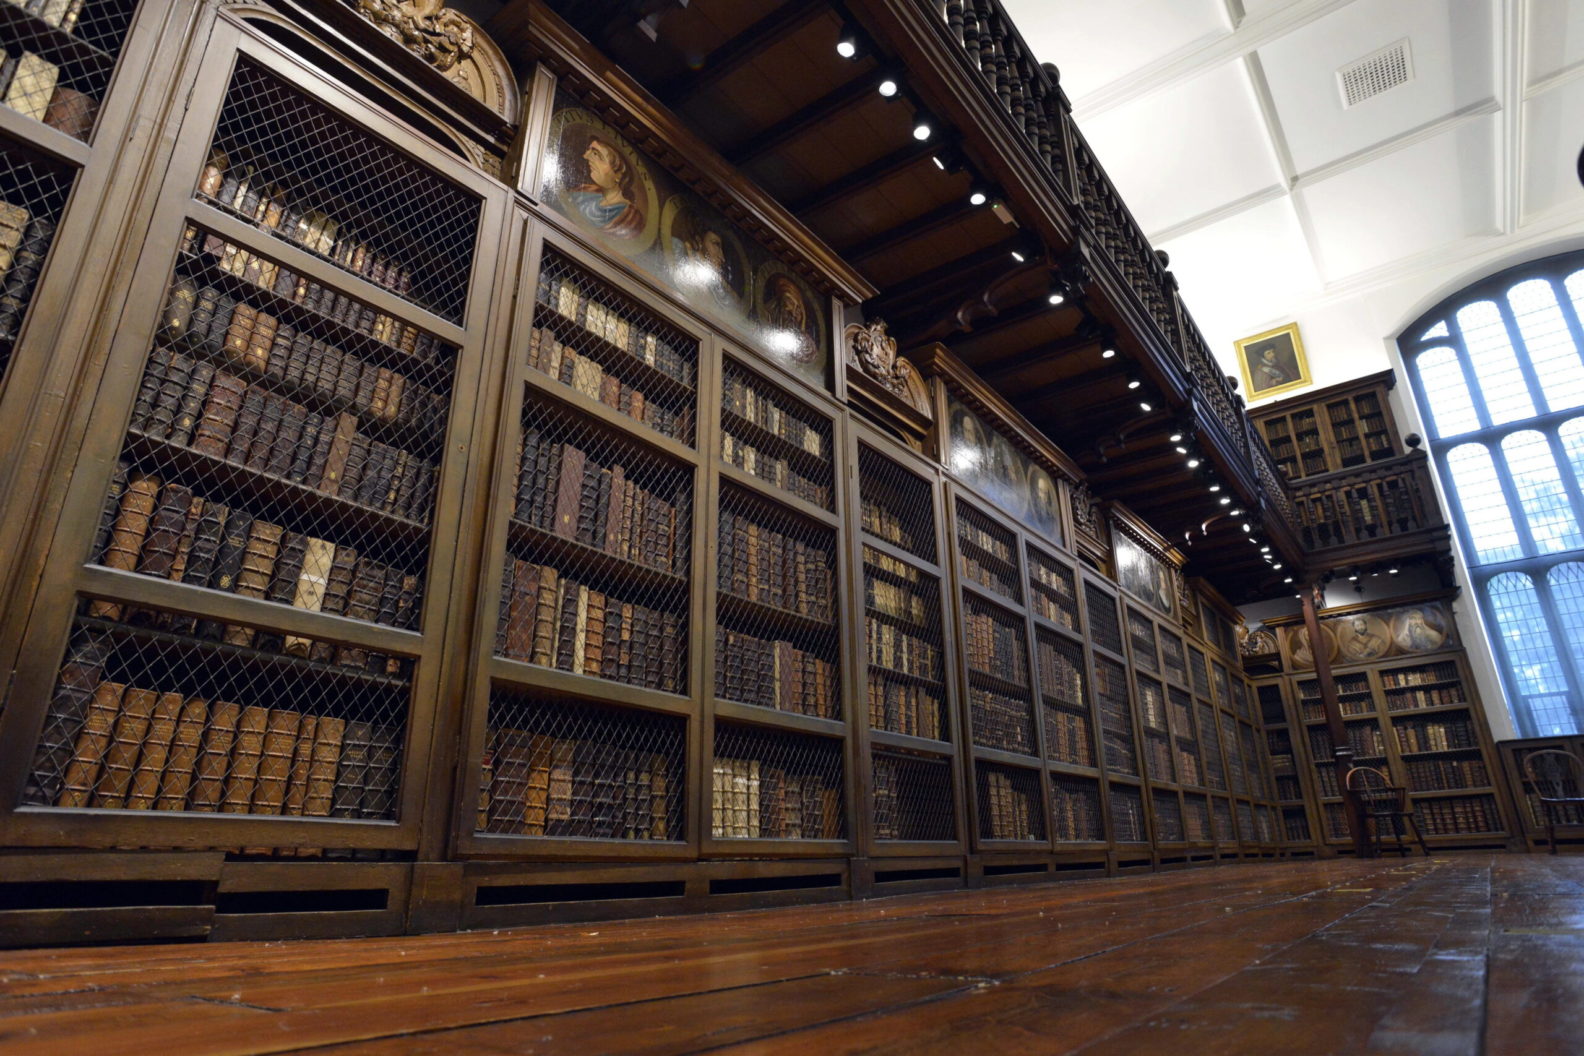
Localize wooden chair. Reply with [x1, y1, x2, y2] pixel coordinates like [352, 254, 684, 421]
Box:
[1345, 766, 1429, 857]
[1521, 749, 1584, 854]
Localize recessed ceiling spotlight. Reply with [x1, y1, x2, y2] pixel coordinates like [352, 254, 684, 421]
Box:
[1127, 378, 1141, 390]
[1169, 433, 1183, 443]
[878, 78, 900, 98]
[968, 186, 989, 206]
[836, 34, 859, 59]
[1187, 457, 1201, 468]
[1208, 484, 1221, 493]
[1219, 496, 1231, 505]
[1139, 401, 1153, 412]
[1102, 346, 1117, 359]
[912, 118, 933, 141]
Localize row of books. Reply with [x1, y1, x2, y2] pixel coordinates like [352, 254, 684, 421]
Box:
[536, 271, 691, 385]
[1043, 702, 1094, 767]
[1308, 723, 1387, 758]
[721, 368, 825, 458]
[980, 769, 1040, 841]
[3, 0, 87, 32]
[1051, 780, 1102, 841]
[1275, 775, 1303, 802]
[1144, 735, 1175, 786]
[714, 628, 837, 719]
[1313, 763, 1341, 799]
[131, 349, 437, 523]
[866, 577, 927, 626]
[96, 469, 422, 637]
[710, 757, 842, 840]
[1184, 804, 1212, 843]
[865, 618, 939, 681]
[1300, 695, 1375, 722]
[2, 45, 97, 138]
[0, 197, 51, 342]
[163, 278, 447, 433]
[1396, 719, 1477, 754]
[720, 430, 830, 508]
[1282, 811, 1311, 842]
[1109, 788, 1145, 842]
[1417, 794, 1501, 835]
[717, 509, 834, 620]
[496, 558, 684, 693]
[480, 727, 672, 840]
[963, 610, 1027, 685]
[871, 756, 951, 842]
[1381, 662, 1460, 688]
[1135, 680, 1167, 732]
[1175, 742, 1202, 787]
[516, 427, 683, 575]
[184, 229, 443, 366]
[1035, 637, 1083, 708]
[201, 151, 430, 313]
[49, 679, 399, 821]
[866, 680, 942, 740]
[1101, 727, 1136, 777]
[1405, 756, 1489, 792]
[1152, 795, 1184, 842]
[961, 550, 1019, 602]
[526, 325, 690, 441]
[1384, 685, 1465, 711]
[970, 687, 1035, 756]
[957, 516, 1014, 566]
[860, 496, 923, 554]
[1029, 585, 1077, 631]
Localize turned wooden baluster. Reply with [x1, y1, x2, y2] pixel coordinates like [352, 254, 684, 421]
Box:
[961, 0, 981, 74]
[945, 0, 965, 46]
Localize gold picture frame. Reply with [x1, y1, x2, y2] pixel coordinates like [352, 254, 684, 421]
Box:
[1235, 322, 1311, 400]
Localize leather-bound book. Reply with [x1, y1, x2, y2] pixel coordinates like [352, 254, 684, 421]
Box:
[304, 715, 344, 816]
[530, 564, 558, 667]
[249, 707, 302, 814]
[41, 84, 96, 138]
[380, 371, 406, 425]
[513, 427, 541, 521]
[352, 441, 392, 508]
[88, 461, 131, 575]
[0, 214, 53, 340]
[224, 388, 267, 465]
[375, 565, 404, 628]
[309, 546, 358, 663]
[333, 353, 363, 406]
[331, 558, 384, 667]
[222, 519, 282, 646]
[207, 508, 254, 598]
[339, 434, 372, 499]
[391, 451, 419, 517]
[129, 348, 171, 434]
[165, 493, 207, 588]
[283, 330, 314, 387]
[55, 679, 126, 808]
[286, 417, 321, 484]
[25, 630, 114, 805]
[190, 371, 247, 458]
[189, 287, 221, 346]
[265, 323, 295, 380]
[583, 589, 606, 677]
[303, 417, 336, 486]
[4, 52, 59, 123]
[126, 690, 183, 809]
[168, 361, 215, 446]
[222, 302, 259, 368]
[503, 559, 538, 660]
[367, 368, 394, 420]
[145, 352, 195, 440]
[551, 443, 586, 540]
[94, 686, 158, 809]
[243, 310, 277, 374]
[178, 499, 228, 594]
[157, 695, 208, 810]
[265, 401, 308, 477]
[265, 530, 308, 607]
[282, 714, 317, 815]
[600, 593, 621, 680]
[361, 725, 401, 818]
[553, 578, 579, 671]
[283, 537, 335, 656]
[308, 337, 337, 392]
[316, 412, 358, 496]
[331, 719, 373, 817]
[243, 393, 286, 472]
[136, 482, 194, 581]
[98, 471, 161, 582]
[187, 696, 239, 816]
[220, 705, 270, 813]
[353, 365, 380, 415]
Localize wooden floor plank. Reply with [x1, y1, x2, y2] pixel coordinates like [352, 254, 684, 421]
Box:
[0, 855, 1578, 1055]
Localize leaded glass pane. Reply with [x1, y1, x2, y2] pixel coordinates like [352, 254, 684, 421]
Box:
[1509, 279, 1584, 413]
[1487, 572, 1570, 700]
[1456, 300, 1535, 424]
[1501, 431, 1583, 554]
[1416, 347, 1480, 438]
[1446, 443, 1523, 562]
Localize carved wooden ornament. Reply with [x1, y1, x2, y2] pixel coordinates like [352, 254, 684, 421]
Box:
[351, 0, 520, 124]
[843, 320, 930, 417]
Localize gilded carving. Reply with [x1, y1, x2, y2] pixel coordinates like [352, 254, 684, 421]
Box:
[354, 0, 475, 72]
[844, 320, 929, 416]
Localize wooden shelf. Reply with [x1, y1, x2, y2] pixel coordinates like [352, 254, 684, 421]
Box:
[506, 517, 686, 594]
[0, 3, 117, 72]
[716, 590, 833, 638]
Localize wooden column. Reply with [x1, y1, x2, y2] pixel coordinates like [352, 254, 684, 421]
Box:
[1299, 583, 1372, 857]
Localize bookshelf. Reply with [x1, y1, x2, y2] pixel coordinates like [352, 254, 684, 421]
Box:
[856, 439, 960, 852]
[5, 44, 497, 861]
[1496, 737, 1584, 852]
[1249, 371, 1402, 483]
[0, 0, 141, 144]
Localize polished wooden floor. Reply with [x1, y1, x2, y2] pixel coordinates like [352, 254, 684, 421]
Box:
[1, 854, 1579, 1054]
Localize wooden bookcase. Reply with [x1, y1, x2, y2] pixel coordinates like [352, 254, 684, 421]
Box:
[1496, 736, 1584, 853]
[1260, 597, 1518, 851]
[0, 1, 1303, 944]
[1250, 370, 1402, 483]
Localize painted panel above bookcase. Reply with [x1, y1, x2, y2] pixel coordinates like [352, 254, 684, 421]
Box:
[944, 394, 1064, 549]
[539, 90, 829, 392]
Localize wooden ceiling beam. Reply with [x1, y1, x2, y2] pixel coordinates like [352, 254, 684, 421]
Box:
[867, 236, 1033, 321]
[949, 296, 1070, 354]
[789, 138, 940, 216]
[657, 2, 831, 108]
[729, 75, 882, 168]
[843, 197, 978, 263]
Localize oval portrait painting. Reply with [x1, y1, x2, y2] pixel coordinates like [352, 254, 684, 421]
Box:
[1287, 624, 1336, 670]
[753, 261, 826, 384]
[546, 109, 660, 256]
[1336, 613, 1391, 662]
[1392, 606, 1450, 654]
[661, 198, 749, 315]
[1026, 464, 1062, 543]
[949, 403, 989, 477]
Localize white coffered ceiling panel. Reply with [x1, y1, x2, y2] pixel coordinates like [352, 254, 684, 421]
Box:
[1158, 195, 1322, 338]
[1299, 114, 1499, 280]
[1526, 0, 1584, 86]
[1008, 0, 1230, 100]
[1522, 76, 1584, 220]
[1256, 0, 1497, 175]
[1081, 61, 1283, 234]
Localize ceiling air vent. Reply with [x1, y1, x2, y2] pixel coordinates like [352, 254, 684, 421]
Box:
[1337, 39, 1413, 109]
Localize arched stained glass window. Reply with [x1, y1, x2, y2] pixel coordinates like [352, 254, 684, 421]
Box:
[1403, 252, 1584, 735]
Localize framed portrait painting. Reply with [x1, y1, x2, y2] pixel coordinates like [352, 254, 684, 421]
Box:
[1234, 323, 1311, 400]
